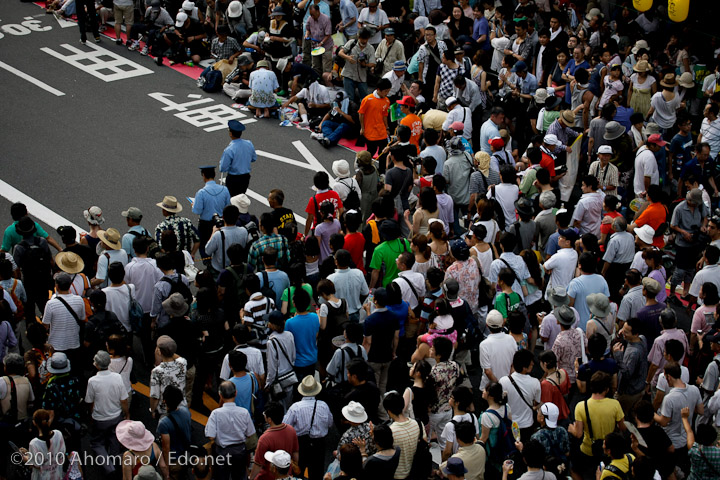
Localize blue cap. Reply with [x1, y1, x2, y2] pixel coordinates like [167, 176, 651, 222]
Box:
[558, 228, 579, 242]
[228, 120, 245, 133]
[442, 458, 468, 477]
[511, 60, 527, 72]
[393, 60, 406, 71]
[385, 28, 395, 36]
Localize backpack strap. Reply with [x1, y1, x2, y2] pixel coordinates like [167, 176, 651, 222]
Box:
[166, 412, 190, 450]
[56, 296, 84, 328]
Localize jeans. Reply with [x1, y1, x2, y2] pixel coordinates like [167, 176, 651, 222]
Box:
[76, 0, 99, 42]
[321, 120, 351, 145]
[89, 414, 124, 474]
[428, 410, 452, 449]
[452, 204, 468, 236]
[343, 77, 368, 104]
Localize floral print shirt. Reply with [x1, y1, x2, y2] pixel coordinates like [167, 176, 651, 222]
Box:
[552, 328, 587, 383]
[430, 360, 460, 413]
[445, 259, 480, 313]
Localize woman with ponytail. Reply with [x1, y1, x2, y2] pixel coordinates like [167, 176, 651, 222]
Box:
[410, 234, 437, 277]
[479, 381, 513, 476]
[19, 409, 66, 480]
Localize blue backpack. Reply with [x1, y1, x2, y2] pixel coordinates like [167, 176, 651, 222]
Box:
[485, 406, 517, 461]
[199, 66, 223, 93]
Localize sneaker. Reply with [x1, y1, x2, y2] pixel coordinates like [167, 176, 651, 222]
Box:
[320, 138, 331, 148]
[94, 36, 101, 43]
[98, 24, 106, 32]
[116, 38, 122, 45]
[128, 40, 140, 51]
[310, 132, 324, 140]
[140, 46, 149, 56]
[298, 120, 309, 128]
[79, 38, 86, 44]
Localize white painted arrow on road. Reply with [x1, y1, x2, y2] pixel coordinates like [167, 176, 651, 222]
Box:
[53, 14, 77, 28]
[257, 140, 335, 180]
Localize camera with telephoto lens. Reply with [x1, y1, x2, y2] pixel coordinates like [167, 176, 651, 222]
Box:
[409, 156, 423, 167]
[212, 213, 224, 229]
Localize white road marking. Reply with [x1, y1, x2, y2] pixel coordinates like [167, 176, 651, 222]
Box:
[256, 141, 334, 179]
[0, 60, 65, 96]
[41, 43, 153, 82]
[0, 179, 86, 237]
[245, 189, 306, 226]
[53, 15, 77, 28]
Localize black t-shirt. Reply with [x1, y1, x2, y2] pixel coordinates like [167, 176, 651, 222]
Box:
[163, 317, 202, 368]
[383, 0, 408, 18]
[345, 381, 381, 423]
[290, 62, 320, 85]
[385, 166, 413, 210]
[411, 385, 431, 424]
[271, 207, 296, 232]
[637, 424, 674, 475]
[363, 447, 401, 480]
[65, 244, 97, 278]
[179, 18, 205, 39]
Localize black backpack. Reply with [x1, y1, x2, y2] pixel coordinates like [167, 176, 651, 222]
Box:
[128, 229, 160, 258]
[338, 179, 361, 211]
[408, 419, 432, 480]
[244, 221, 261, 251]
[161, 276, 193, 315]
[224, 264, 250, 317]
[260, 272, 276, 304]
[18, 238, 51, 281]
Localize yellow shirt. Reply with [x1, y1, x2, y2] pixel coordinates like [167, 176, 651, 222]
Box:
[600, 454, 635, 479]
[574, 397, 624, 456]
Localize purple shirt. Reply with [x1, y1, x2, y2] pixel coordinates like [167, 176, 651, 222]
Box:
[472, 17, 490, 50]
[636, 302, 666, 350]
[306, 13, 333, 50]
[648, 267, 667, 303]
[647, 328, 689, 385]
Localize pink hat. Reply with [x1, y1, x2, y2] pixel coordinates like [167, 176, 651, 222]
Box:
[116, 420, 155, 451]
[450, 121, 464, 131]
[647, 134, 668, 147]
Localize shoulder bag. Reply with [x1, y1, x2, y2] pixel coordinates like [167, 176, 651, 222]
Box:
[584, 400, 605, 457]
[270, 338, 298, 398]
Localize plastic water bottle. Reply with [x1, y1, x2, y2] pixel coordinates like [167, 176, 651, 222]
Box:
[186, 47, 192, 58]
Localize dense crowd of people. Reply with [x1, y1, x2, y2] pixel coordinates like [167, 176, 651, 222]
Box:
[9, 0, 720, 479]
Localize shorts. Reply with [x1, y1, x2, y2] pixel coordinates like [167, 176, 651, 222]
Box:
[571, 449, 600, 479]
[113, 3, 134, 24]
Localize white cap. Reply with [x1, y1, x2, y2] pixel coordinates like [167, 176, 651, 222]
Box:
[445, 96, 458, 106]
[486, 309, 504, 328]
[540, 403, 560, 428]
[175, 12, 188, 27]
[231, 194, 251, 214]
[543, 133, 560, 146]
[264, 450, 292, 469]
[597, 145, 613, 154]
[635, 224, 655, 245]
[182, 0, 194, 10]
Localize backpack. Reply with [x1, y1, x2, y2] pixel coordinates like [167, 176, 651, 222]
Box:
[244, 221, 261, 248]
[260, 272, 276, 303]
[225, 264, 250, 316]
[338, 179, 361, 211]
[126, 285, 144, 334]
[128, 229, 160, 258]
[485, 407, 517, 461]
[408, 419, 432, 480]
[18, 238, 51, 281]
[199, 66, 223, 93]
[161, 276, 193, 315]
[604, 454, 634, 480]
[472, 256, 495, 309]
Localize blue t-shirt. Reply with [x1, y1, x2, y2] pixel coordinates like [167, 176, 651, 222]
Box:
[257, 270, 290, 307]
[229, 373, 257, 412]
[387, 301, 410, 337]
[285, 312, 320, 367]
[545, 232, 560, 257]
[577, 357, 619, 383]
[670, 132, 693, 176]
[472, 17, 490, 50]
[567, 274, 610, 331]
[157, 407, 193, 455]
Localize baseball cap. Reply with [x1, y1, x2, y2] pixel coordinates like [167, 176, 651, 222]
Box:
[264, 450, 292, 469]
[445, 96, 458, 106]
[540, 403, 559, 428]
[396, 95, 415, 107]
[121, 207, 143, 221]
[488, 137, 505, 149]
[486, 309, 504, 328]
[175, 11, 188, 27]
[443, 278, 460, 300]
[647, 134, 668, 146]
[511, 60, 527, 72]
[558, 228, 579, 242]
[642, 277, 661, 296]
[705, 331, 720, 344]
[597, 145, 613, 155]
[543, 133, 560, 146]
[450, 121, 464, 132]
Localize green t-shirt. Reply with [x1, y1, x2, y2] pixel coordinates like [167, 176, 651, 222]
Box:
[520, 166, 540, 197]
[494, 291, 522, 319]
[370, 238, 411, 287]
[280, 283, 314, 315]
[2, 221, 49, 252]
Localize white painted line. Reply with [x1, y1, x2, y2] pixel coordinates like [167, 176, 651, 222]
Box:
[0, 60, 65, 96]
[0, 179, 86, 237]
[53, 15, 78, 28]
[41, 43, 153, 82]
[292, 141, 334, 180]
[245, 189, 307, 226]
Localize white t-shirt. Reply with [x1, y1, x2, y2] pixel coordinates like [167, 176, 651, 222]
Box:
[630, 250, 649, 275]
[633, 146, 660, 196]
[479, 332, 517, 389]
[102, 284, 135, 332]
[357, 7, 389, 44]
[487, 183, 520, 231]
[85, 370, 128, 422]
[543, 247, 578, 292]
[441, 412, 480, 454]
[656, 365, 690, 393]
[499, 372, 541, 429]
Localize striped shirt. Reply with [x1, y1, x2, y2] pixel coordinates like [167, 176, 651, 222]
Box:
[390, 419, 423, 479]
[42, 294, 85, 351]
[283, 397, 333, 438]
[701, 116, 720, 159]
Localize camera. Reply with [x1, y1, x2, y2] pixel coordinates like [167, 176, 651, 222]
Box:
[212, 213, 224, 229]
[409, 156, 423, 167]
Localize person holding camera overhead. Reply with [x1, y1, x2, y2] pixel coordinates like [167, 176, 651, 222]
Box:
[193, 165, 231, 264]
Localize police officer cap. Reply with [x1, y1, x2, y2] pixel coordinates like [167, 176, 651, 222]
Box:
[198, 165, 216, 170]
[228, 120, 245, 133]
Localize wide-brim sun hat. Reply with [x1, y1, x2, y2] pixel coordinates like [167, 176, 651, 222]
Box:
[227, 0, 243, 18]
[342, 401, 368, 423]
[55, 252, 85, 274]
[635, 224, 655, 244]
[560, 110, 574, 125]
[633, 60, 650, 73]
[586, 293, 611, 318]
[97, 228, 122, 250]
[678, 72, 694, 89]
[297, 375, 322, 396]
[603, 121, 625, 141]
[116, 420, 155, 451]
[660, 73, 678, 88]
[548, 286, 570, 308]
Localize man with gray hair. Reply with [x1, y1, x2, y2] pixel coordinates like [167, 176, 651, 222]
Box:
[534, 191, 557, 252]
[150, 335, 187, 417]
[206, 380, 256, 480]
[0, 353, 34, 423]
[85, 350, 129, 475]
[601, 216, 635, 303]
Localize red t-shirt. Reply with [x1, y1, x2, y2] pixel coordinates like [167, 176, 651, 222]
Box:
[540, 151, 556, 176]
[635, 202, 668, 248]
[600, 211, 622, 237]
[344, 232, 366, 273]
[305, 190, 343, 228]
[254, 424, 300, 480]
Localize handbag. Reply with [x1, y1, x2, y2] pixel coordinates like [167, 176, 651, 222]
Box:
[584, 400, 605, 458]
[270, 338, 298, 397]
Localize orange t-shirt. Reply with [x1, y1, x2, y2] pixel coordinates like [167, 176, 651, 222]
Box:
[401, 113, 423, 149]
[358, 93, 390, 141]
[635, 201, 668, 248]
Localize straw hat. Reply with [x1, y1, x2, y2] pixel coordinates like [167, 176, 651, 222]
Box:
[632, 60, 650, 73]
[97, 228, 122, 250]
[297, 375, 322, 397]
[560, 110, 575, 125]
[660, 73, 678, 88]
[55, 252, 85, 274]
[156, 195, 183, 213]
[678, 72, 694, 89]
